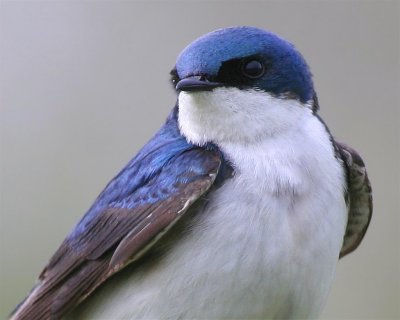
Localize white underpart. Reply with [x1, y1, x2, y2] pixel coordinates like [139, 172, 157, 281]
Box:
[71, 88, 347, 319]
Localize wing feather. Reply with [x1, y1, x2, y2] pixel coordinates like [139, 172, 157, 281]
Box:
[336, 141, 373, 258]
[10, 108, 225, 320]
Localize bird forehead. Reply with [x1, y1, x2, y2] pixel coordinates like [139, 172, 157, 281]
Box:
[176, 26, 293, 79]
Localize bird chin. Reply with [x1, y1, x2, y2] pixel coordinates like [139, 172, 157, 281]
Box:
[177, 87, 312, 147]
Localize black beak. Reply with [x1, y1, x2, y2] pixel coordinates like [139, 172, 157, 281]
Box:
[176, 76, 223, 92]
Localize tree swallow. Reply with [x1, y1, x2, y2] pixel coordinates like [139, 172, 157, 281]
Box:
[11, 26, 372, 319]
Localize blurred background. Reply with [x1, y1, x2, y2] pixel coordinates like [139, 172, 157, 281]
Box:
[1, 1, 399, 319]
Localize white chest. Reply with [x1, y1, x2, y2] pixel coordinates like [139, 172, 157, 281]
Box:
[174, 128, 348, 319]
[172, 91, 348, 318]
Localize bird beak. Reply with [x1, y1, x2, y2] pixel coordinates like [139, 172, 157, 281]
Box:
[176, 76, 223, 92]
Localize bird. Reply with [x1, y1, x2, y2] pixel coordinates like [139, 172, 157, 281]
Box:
[10, 26, 372, 320]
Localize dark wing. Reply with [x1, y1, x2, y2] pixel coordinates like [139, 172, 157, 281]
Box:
[336, 141, 373, 258]
[11, 107, 225, 320]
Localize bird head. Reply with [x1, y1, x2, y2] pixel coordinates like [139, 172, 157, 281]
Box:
[172, 26, 317, 146]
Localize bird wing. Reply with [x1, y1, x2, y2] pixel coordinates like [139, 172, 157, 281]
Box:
[11, 107, 225, 320]
[336, 141, 373, 258]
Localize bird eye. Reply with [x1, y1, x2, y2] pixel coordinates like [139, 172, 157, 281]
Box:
[170, 68, 180, 86]
[241, 60, 265, 79]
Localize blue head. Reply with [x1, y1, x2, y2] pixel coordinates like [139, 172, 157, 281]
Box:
[172, 26, 315, 104]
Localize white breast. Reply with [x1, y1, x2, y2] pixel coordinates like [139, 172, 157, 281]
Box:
[71, 89, 347, 319]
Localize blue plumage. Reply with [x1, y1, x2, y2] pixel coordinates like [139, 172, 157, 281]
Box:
[68, 107, 222, 242]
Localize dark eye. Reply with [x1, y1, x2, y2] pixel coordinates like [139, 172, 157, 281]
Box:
[170, 68, 180, 85]
[241, 60, 265, 79]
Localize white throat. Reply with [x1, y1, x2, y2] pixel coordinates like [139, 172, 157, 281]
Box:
[178, 87, 341, 197]
[178, 87, 313, 146]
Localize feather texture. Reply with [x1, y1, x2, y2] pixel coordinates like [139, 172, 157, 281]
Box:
[10, 107, 224, 320]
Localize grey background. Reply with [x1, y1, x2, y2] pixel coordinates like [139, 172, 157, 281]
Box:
[1, 1, 399, 319]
